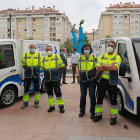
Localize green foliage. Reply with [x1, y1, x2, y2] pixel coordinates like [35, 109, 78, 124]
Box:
[77, 34, 91, 47]
[24, 36, 33, 40]
[106, 35, 112, 38]
[60, 38, 73, 55]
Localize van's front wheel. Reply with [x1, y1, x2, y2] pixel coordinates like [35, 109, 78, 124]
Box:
[117, 91, 128, 116]
[0, 86, 17, 107]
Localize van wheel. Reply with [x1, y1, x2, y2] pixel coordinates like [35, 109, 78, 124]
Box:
[0, 86, 17, 107]
[40, 78, 47, 93]
[117, 91, 128, 116]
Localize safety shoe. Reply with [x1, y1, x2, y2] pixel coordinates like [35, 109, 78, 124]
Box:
[35, 103, 39, 108]
[21, 103, 28, 109]
[71, 81, 75, 84]
[79, 112, 85, 117]
[60, 107, 65, 113]
[62, 82, 68, 84]
[110, 118, 117, 125]
[93, 116, 102, 122]
[48, 107, 55, 112]
[90, 114, 95, 119]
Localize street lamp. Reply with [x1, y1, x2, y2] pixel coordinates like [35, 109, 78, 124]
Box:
[92, 29, 95, 41]
[7, 9, 14, 39]
[12, 30, 15, 39]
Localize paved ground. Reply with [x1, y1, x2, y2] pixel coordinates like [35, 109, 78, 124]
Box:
[0, 78, 140, 140]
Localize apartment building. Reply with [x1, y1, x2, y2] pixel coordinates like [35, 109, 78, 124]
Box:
[0, 6, 72, 44]
[98, 2, 140, 40]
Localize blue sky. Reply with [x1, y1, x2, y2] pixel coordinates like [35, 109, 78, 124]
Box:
[0, 0, 140, 32]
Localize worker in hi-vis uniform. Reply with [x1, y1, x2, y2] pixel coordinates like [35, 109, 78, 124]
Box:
[93, 41, 122, 125]
[21, 43, 42, 109]
[40, 45, 65, 113]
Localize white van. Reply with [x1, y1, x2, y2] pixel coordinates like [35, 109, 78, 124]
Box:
[91, 37, 140, 116]
[0, 39, 60, 107]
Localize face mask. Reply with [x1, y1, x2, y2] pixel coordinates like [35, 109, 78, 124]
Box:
[107, 47, 113, 53]
[47, 51, 52, 55]
[84, 50, 90, 55]
[29, 49, 35, 53]
[72, 51, 74, 54]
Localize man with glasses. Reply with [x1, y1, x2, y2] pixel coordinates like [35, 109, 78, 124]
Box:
[93, 41, 122, 125]
[21, 44, 42, 109]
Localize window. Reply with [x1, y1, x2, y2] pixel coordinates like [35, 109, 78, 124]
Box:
[23, 24, 27, 27]
[19, 34, 21, 37]
[118, 43, 130, 74]
[18, 24, 21, 27]
[12, 19, 16, 22]
[45, 18, 48, 21]
[33, 24, 36, 27]
[23, 34, 27, 37]
[33, 34, 36, 37]
[0, 44, 15, 69]
[23, 19, 27, 22]
[18, 19, 21, 22]
[131, 26, 134, 29]
[37, 24, 41, 27]
[27, 24, 31, 27]
[125, 31, 129, 34]
[33, 19, 36, 21]
[125, 21, 129, 24]
[37, 28, 41, 32]
[18, 29, 21, 32]
[37, 34, 41, 37]
[8, 34, 10, 37]
[135, 21, 139, 23]
[24, 29, 27, 32]
[125, 26, 129, 29]
[57, 39, 61, 42]
[38, 18, 41, 21]
[28, 19, 31, 21]
[56, 23, 61, 26]
[124, 15, 129, 18]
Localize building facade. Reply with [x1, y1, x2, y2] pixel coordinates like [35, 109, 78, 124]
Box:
[0, 6, 72, 44]
[98, 2, 140, 40]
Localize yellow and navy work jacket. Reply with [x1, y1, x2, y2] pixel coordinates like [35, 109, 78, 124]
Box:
[78, 55, 97, 82]
[97, 53, 122, 85]
[21, 52, 42, 78]
[40, 54, 64, 82]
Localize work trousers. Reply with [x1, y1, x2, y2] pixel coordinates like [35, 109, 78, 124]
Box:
[72, 64, 79, 82]
[80, 79, 97, 115]
[96, 78, 118, 118]
[60, 65, 67, 83]
[23, 77, 40, 104]
[45, 81, 64, 108]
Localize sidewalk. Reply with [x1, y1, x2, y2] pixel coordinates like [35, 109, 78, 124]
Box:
[0, 78, 140, 140]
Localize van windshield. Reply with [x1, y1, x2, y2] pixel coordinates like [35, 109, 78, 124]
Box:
[132, 41, 140, 78]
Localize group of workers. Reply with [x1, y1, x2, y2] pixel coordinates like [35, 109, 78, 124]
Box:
[21, 41, 122, 125]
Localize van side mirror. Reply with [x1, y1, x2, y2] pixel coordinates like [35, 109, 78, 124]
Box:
[119, 66, 126, 76]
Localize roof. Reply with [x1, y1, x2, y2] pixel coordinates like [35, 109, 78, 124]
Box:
[108, 3, 140, 9]
[0, 8, 59, 15]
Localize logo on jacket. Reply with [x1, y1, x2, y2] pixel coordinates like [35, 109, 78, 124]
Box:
[54, 46, 57, 54]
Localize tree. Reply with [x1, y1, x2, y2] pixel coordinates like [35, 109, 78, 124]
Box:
[25, 36, 33, 40]
[77, 34, 91, 47]
[60, 38, 73, 56]
[106, 35, 112, 38]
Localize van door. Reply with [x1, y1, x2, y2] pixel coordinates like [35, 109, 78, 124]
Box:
[117, 40, 135, 113]
[0, 42, 19, 88]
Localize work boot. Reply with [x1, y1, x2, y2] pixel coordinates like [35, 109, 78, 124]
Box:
[93, 116, 102, 122]
[110, 118, 117, 125]
[62, 82, 68, 84]
[21, 103, 28, 109]
[48, 107, 55, 112]
[60, 106, 65, 113]
[71, 81, 75, 84]
[90, 114, 95, 119]
[79, 112, 85, 117]
[35, 103, 39, 108]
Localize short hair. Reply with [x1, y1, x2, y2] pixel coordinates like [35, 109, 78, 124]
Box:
[73, 48, 77, 51]
[29, 44, 36, 48]
[62, 47, 66, 51]
[108, 41, 116, 47]
[81, 44, 92, 55]
[45, 45, 52, 52]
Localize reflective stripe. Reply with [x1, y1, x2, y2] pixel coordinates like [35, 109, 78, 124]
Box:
[96, 104, 103, 108]
[78, 60, 86, 62]
[35, 91, 40, 95]
[96, 112, 102, 116]
[34, 100, 39, 104]
[58, 62, 64, 66]
[55, 55, 57, 68]
[56, 96, 62, 100]
[111, 55, 117, 60]
[21, 61, 26, 64]
[97, 62, 102, 65]
[58, 104, 64, 107]
[110, 108, 118, 115]
[24, 92, 29, 95]
[102, 72, 109, 76]
[80, 55, 82, 71]
[101, 54, 108, 60]
[43, 57, 45, 68]
[115, 62, 120, 66]
[111, 114, 117, 118]
[50, 105, 55, 107]
[48, 95, 54, 99]
[79, 70, 87, 72]
[23, 101, 28, 103]
[51, 58, 59, 61]
[111, 105, 117, 109]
